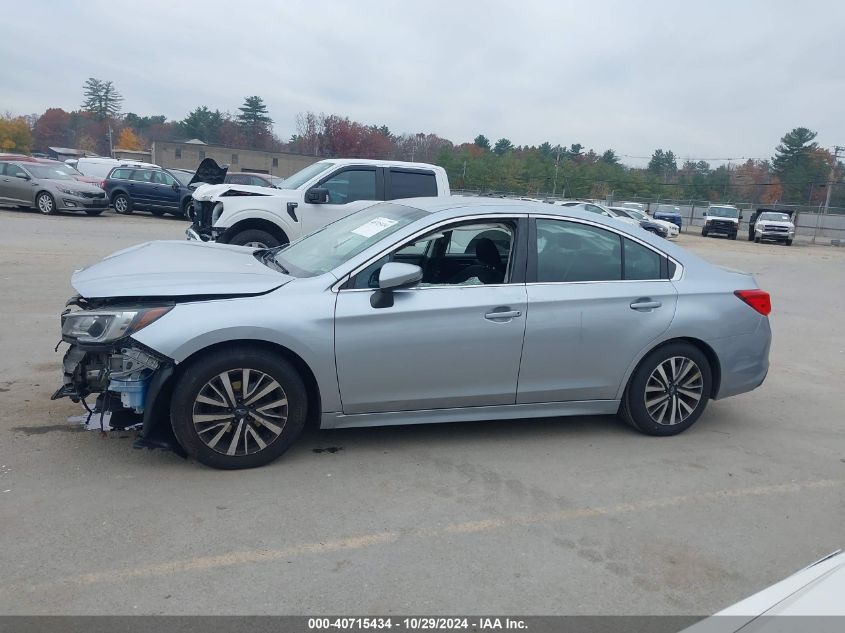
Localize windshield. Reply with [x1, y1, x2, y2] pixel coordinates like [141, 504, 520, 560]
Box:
[171, 170, 193, 186]
[275, 203, 427, 276]
[623, 209, 646, 221]
[759, 212, 790, 222]
[709, 206, 740, 218]
[278, 162, 334, 189]
[24, 164, 75, 180]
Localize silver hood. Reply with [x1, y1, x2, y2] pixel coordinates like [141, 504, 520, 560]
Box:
[72, 240, 292, 298]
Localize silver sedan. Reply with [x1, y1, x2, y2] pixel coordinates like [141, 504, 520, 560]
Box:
[55, 198, 772, 469]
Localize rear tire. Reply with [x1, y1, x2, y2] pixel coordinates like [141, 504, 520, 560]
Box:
[170, 347, 308, 469]
[785, 239, 793, 246]
[620, 342, 712, 436]
[36, 192, 56, 215]
[228, 229, 282, 249]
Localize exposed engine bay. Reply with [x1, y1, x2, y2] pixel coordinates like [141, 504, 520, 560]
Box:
[51, 294, 179, 450]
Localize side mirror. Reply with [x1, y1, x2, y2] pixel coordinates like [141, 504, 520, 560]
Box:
[304, 187, 329, 204]
[370, 263, 422, 308]
[172, 182, 180, 191]
[15, 172, 30, 180]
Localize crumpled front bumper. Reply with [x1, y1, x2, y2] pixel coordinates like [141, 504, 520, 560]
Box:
[52, 340, 179, 450]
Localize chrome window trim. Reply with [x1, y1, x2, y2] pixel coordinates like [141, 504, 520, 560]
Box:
[331, 211, 684, 293]
[332, 213, 528, 292]
[531, 213, 684, 283]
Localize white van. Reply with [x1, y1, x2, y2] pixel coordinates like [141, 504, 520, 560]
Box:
[71, 157, 158, 180]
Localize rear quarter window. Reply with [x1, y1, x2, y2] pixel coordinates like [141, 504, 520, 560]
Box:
[387, 169, 438, 200]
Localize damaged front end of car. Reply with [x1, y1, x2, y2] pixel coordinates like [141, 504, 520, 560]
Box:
[52, 295, 181, 453]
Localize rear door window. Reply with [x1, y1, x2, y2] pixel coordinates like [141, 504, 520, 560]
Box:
[110, 168, 132, 180]
[387, 169, 438, 199]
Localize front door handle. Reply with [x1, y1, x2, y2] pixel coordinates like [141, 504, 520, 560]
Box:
[485, 309, 522, 321]
[630, 299, 662, 311]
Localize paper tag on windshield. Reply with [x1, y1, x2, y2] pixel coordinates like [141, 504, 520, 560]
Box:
[351, 217, 398, 238]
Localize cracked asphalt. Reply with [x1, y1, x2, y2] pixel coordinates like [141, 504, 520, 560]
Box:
[0, 207, 843, 615]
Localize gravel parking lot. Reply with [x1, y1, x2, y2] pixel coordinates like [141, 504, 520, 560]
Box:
[0, 207, 843, 615]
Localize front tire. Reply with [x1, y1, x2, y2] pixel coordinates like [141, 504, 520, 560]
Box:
[170, 348, 307, 469]
[113, 193, 132, 214]
[36, 192, 56, 215]
[754, 236, 760, 243]
[620, 342, 712, 436]
[730, 232, 737, 240]
[701, 227, 708, 237]
[228, 229, 283, 249]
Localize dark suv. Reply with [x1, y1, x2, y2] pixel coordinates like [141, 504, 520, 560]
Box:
[104, 165, 197, 217]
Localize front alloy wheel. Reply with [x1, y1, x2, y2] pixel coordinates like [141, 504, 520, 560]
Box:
[620, 342, 712, 436]
[36, 192, 55, 215]
[192, 369, 288, 456]
[170, 347, 307, 469]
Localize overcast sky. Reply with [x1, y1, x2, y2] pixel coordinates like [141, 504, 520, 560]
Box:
[3, 0, 844, 166]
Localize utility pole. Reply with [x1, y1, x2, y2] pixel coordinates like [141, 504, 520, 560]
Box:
[552, 149, 560, 197]
[822, 145, 843, 215]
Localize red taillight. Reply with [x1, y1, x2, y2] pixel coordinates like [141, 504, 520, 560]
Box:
[735, 289, 771, 316]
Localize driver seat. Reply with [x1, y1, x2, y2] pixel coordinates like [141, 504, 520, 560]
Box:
[448, 238, 505, 285]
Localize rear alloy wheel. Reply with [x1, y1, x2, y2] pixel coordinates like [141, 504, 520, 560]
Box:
[228, 229, 283, 249]
[620, 343, 712, 436]
[36, 192, 56, 215]
[170, 348, 307, 469]
[113, 193, 132, 214]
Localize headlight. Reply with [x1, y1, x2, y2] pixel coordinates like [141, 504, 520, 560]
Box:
[61, 307, 172, 344]
[57, 186, 82, 196]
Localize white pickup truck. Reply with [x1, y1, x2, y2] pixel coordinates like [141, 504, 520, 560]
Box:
[187, 158, 451, 248]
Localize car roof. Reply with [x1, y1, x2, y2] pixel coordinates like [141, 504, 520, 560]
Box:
[319, 158, 443, 170]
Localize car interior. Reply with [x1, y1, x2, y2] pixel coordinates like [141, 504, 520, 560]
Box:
[349, 221, 515, 289]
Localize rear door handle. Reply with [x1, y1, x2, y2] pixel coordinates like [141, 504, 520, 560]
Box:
[485, 309, 522, 320]
[630, 299, 662, 311]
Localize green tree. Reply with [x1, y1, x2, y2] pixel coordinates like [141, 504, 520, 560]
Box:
[600, 149, 620, 165]
[648, 149, 677, 176]
[179, 106, 225, 143]
[237, 96, 272, 128]
[81, 78, 123, 120]
[772, 127, 828, 203]
[474, 134, 491, 150]
[493, 138, 514, 155]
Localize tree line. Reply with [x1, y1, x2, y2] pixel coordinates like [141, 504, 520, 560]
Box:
[1, 77, 841, 207]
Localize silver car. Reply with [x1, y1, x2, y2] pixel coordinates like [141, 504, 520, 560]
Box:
[54, 198, 771, 469]
[0, 161, 109, 215]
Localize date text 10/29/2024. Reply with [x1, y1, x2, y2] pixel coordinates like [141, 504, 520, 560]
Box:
[308, 618, 528, 630]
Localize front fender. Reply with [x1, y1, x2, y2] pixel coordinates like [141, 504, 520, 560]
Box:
[130, 283, 341, 414]
[214, 207, 298, 236]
